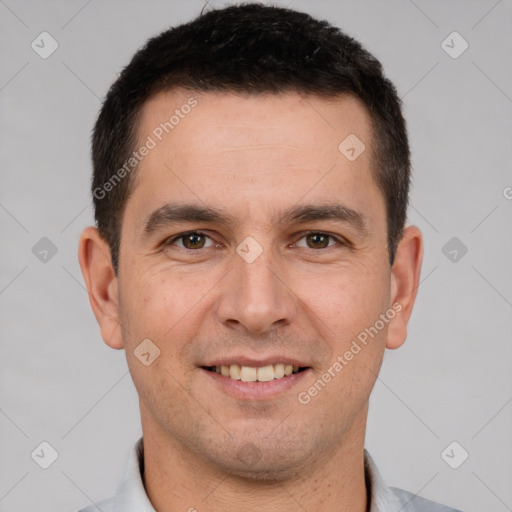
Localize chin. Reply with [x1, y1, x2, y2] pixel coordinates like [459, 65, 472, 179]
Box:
[230, 466, 303, 482]
[221, 455, 306, 482]
[206, 438, 313, 482]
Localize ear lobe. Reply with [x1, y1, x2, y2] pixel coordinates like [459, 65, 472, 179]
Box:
[386, 225, 423, 350]
[78, 226, 124, 350]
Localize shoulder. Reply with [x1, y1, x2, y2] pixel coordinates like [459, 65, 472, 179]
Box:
[389, 486, 463, 511]
[364, 449, 462, 512]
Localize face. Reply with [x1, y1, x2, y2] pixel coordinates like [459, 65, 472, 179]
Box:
[114, 90, 395, 477]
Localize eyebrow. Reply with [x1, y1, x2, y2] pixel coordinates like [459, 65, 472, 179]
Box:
[142, 201, 369, 237]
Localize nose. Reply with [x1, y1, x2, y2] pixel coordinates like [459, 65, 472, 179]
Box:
[215, 245, 297, 336]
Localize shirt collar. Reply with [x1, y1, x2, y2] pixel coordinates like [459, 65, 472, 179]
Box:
[364, 448, 404, 511]
[116, 437, 398, 511]
[113, 437, 156, 511]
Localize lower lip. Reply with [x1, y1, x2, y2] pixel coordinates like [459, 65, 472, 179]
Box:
[202, 368, 311, 400]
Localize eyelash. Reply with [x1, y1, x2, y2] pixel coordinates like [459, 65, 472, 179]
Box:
[164, 230, 347, 251]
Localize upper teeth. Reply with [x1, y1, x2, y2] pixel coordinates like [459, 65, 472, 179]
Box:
[214, 364, 300, 382]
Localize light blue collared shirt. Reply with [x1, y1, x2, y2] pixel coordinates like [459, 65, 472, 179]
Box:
[78, 437, 462, 511]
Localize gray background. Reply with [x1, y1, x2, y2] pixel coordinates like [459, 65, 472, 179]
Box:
[1, 0, 511, 511]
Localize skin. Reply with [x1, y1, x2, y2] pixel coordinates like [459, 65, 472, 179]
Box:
[79, 89, 423, 511]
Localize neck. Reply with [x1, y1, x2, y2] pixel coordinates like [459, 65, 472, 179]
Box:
[141, 405, 369, 512]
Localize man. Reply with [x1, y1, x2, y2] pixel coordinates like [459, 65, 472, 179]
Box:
[77, 3, 461, 511]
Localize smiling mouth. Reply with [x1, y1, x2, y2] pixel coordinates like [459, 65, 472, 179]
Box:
[202, 364, 309, 382]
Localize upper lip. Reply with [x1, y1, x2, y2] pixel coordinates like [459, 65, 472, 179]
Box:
[202, 356, 310, 368]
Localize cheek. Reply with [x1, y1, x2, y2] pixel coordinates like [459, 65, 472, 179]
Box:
[120, 275, 166, 341]
[120, 269, 212, 353]
[296, 259, 390, 343]
[119, 273, 201, 407]
[295, 259, 391, 413]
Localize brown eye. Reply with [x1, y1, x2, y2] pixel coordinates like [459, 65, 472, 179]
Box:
[169, 231, 214, 250]
[305, 233, 331, 249]
[182, 233, 205, 249]
[292, 232, 339, 250]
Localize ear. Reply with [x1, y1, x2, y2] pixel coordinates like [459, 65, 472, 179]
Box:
[78, 226, 124, 350]
[386, 225, 423, 350]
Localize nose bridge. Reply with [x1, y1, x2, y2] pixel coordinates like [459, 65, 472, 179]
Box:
[216, 237, 294, 334]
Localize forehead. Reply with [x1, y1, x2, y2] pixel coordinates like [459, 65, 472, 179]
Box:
[136, 89, 373, 159]
[127, 89, 384, 234]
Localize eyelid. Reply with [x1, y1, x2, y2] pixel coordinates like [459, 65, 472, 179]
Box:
[164, 230, 349, 250]
[165, 230, 217, 249]
[291, 231, 348, 249]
